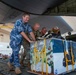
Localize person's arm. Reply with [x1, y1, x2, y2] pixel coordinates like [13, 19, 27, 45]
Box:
[30, 32, 36, 41]
[27, 25, 36, 41]
[20, 32, 32, 43]
[15, 20, 34, 43]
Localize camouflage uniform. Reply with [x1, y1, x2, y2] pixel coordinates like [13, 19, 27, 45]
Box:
[9, 19, 33, 68]
[20, 30, 41, 65]
[20, 37, 30, 65]
[33, 30, 41, 40]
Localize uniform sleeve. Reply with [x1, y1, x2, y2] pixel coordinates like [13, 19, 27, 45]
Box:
[27, 25, 33, 33]
[15, 20, 24, 33]
[36, 30, 41, 37]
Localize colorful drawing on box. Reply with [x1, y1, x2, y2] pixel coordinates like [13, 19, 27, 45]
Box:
[30, 39, 53, 74]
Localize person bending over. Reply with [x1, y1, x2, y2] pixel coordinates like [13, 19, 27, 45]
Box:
[7, 13, 35, 75]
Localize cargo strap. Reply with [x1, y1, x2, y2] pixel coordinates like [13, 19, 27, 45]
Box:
[40, 39, 48, 75]
[33, 39, 48, 75]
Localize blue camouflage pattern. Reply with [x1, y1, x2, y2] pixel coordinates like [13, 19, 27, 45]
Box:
[9, 46, 21, 67]
[9, 19, 32, 67]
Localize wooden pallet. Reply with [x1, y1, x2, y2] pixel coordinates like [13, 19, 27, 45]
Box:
[27, 71, 54, 75]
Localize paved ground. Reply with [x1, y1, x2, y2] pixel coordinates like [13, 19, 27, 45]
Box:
[0, 59, 36, 75]
[0, 59, 76, 75]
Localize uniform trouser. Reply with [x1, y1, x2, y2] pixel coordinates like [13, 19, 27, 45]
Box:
[9, 45, 21, 68]
[20, 39, 30, 62]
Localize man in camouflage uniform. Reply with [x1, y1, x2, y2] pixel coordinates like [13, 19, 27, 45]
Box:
[20, 23, 41, 67]
[32, 23, 41, 40]
[7, 13, 35, 74]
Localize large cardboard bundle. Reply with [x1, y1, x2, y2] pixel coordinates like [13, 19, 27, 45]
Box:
[30, 38, 76, 75]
